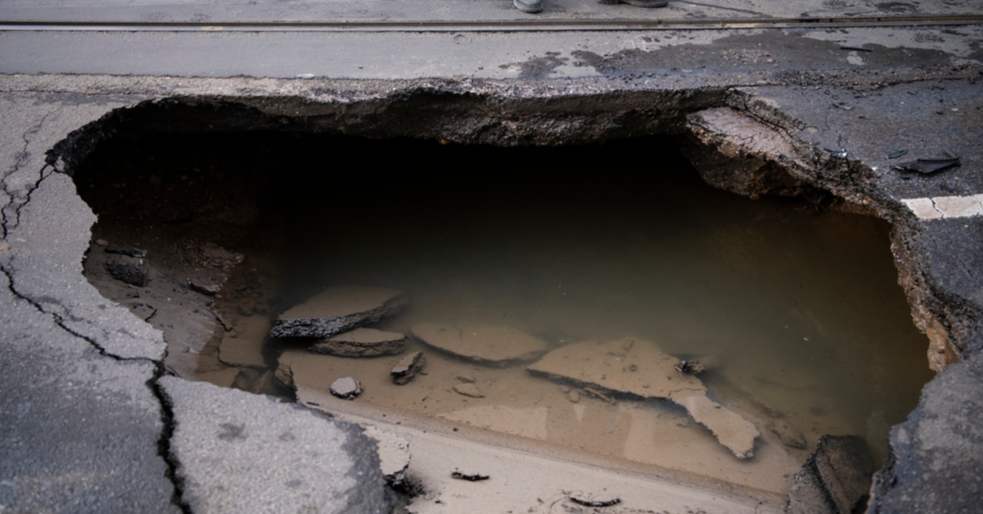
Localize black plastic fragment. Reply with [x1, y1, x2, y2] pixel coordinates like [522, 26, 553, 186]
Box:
[451, 471, 489, 482]
[569, 496, 622, 507]
[892, 157, 961, 174]
[887, 149, 908, 159]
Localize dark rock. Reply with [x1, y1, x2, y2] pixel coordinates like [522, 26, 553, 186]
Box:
[329, 377, 362, 400]
[785, 435, 876, 514]
[391, 352, 425, 385]
[189, 280, 222, 296]
[311, 328, 407, 357]
[105, 254, 149, 287]
[270, 287, 405, 338]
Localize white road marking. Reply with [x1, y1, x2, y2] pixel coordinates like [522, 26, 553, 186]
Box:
[902, 194, 983, 220]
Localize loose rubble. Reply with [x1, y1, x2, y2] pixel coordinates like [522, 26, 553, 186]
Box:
[311, 328, 407, 357]
[329, 377, 362, 400]
[270, 287, 406, 338]
[527, 338, 759, 459]
[412, 322, 548, 366]
[391, 351, 426, 385]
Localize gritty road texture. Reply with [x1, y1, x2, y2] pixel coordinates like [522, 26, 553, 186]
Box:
[1, 2, 982, 512]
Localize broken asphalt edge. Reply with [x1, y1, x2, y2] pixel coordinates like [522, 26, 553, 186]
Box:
[1, 71, 980, 513]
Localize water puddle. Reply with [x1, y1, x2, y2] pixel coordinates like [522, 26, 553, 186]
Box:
[77, 132, 933, 498]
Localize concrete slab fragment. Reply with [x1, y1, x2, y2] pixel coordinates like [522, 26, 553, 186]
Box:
[312, 327, 407, 357]
[161, 376, 393, 514]
[270, 286, 405, 338]
[412, 322, 548, 366]
[528, 338, 759, 458]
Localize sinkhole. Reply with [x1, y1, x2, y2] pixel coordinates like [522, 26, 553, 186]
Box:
[69, 105, 933, 502]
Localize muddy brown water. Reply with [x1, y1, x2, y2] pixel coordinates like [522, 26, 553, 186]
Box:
[77, 132, 933, 498]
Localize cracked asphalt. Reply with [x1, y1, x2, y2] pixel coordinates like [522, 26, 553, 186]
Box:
[1, 0, 982, 513]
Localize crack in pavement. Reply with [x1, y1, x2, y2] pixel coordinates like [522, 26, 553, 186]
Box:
[1, 114, 50, 240]
[0, 167, 193, 513]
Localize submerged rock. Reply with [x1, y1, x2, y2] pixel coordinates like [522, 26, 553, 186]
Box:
[453, 383, 484, 398]
[785, 435, 876, 514]
[527, 338, 759, 459]
[329, 377, 362, 400]
[412, 322, 548, 366]
[311, 328, 407, 357]
[270, 287, 406, 338]
[391, 351, 426, 385]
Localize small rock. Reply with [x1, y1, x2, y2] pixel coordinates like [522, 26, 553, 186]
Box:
[94, 238, 108, 246]
[106, 254, 149, 287]
[330, 377, 362, 400]
[189, 280, 222, 296]
[271, 287, 406, 338]
[566, 389, 581, 403]
[391, 352, 426, 385]
[456, 374, 476, 383]
[311, 328, 407, 357]
[274, 361, 294, 389]
[453, 383, 484, 398]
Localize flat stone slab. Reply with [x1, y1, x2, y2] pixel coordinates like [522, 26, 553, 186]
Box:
[391, 351, 425, 385]
[527, 338, 759, 459]
[311, 327, 407, 357]
[411, 322, 548, 366]
[270, 286, 405, 338]
[218, 314, 270, 368]
[161, 376, 392, 514]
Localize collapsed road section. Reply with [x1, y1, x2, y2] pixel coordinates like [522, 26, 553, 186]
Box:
[1, 33, 981, 512]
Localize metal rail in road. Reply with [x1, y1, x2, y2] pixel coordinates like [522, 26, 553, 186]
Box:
[2, 14, 982, 32]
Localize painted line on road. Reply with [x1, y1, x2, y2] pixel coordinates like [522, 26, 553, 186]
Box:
[902, 194, 983, 220]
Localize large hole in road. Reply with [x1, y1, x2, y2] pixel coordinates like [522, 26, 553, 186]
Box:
[69, 109, 932, 500]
